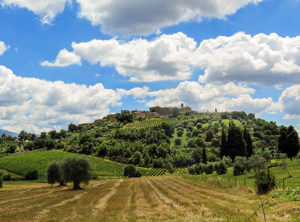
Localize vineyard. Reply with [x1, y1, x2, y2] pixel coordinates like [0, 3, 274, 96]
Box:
[123, 118, 179, 129]
[0, 150, 167, 180]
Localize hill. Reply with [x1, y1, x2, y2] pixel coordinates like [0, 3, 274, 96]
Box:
[0, 129, 18, 137]
[0, 150, 166, 181]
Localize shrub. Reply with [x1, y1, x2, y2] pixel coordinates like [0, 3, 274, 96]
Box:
[203, 163, 213, 174]
[249, 155, 266, 172]
[124, 165, 141, 178]
[196, 123, 202, 129]
[25, 169, 38, 180]
[0, 173, 2, 188]
[255, 171, 276, 194]
[3, 174, 11, 181]
[175, 138, 182, 146]
[222, 156, 232, 167]
[177, 130, 183, 137]
[215, 161, 227, 175]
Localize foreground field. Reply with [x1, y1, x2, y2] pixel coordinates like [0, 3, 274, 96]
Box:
[1, 176, 299, 222]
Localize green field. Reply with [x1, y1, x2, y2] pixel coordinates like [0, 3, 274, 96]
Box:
[123, 118, 179, 128]
[0, 150, 166, 181]
[186, 159, 300, 189]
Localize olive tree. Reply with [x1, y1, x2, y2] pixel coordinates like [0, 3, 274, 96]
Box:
[60, 157, 91, 190]
[47, 162, 65, 186]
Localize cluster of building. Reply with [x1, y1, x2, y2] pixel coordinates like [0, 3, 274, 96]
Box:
[104, 104, 193, 122]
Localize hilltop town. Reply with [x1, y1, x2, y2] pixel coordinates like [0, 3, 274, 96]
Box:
[104, 104, 194, 121]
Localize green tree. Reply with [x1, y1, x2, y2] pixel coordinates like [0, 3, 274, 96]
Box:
[202, 147, 207, 164]
[47, 162, 65, 186]
[116, 110, 133, 124]
[227, 122, 246, 161]
[170, 108, 180, 118]
[205, 130, 213, 142]
[129, 151, 142, 165]
[220, 129, 227, 158]
[124, 165, 141, 178]
[244, 127, 253, 158]
[278, 126, 300, 160]
[61, 157, 91, 190]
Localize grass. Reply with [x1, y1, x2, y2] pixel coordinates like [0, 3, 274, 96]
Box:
[0, 176, 299, 221]
[0, 150, 166, 181]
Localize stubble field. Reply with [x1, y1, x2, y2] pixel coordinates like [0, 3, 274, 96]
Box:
[0, 176, 299, 222]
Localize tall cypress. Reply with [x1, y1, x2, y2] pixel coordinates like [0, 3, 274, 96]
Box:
[227, 121, 246, 161]
[244, 127, 253, 159]
[202, 147, 207, 164]
[220, 128, 227, 158]
[286, 126, 300, 160]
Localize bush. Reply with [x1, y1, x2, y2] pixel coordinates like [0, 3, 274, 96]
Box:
[177, 130, 183, 137]
[215, 161, 227, 175]
[25, 169, 38, 180]
[222, 156, 232, 167]
[124, 165, 141, 178]
[255, 171, 276, 194]
[203, 163, 213, 174]
[0, 173, 2, 188]
[175, 138, 182, 146]
[3, 174, 11, 181]
[233, 161, 245, 176]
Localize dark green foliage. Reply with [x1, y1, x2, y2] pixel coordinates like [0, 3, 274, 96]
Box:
[211, 138, 219, 147]
[255, 170, 276, 194]
[116, 110, 133, 124]
[61, 157, 91, 190]
[161, 122, 174, 137]
[25, 169, 38, 180]
[3, 174, 11, 181]
[68, 123, 78, 132]
[233, 162, 245, 176]
[222, 156, 232, 167]
[203, 163, 213, 174]
[177, 130, 183, 137]
[278, 126, 300, 159]
[175, 138, 181, 146]
[202, 147, 207, 164]
[0, 173, 2, 188]
[129, 151, 142, 165]
[47, 162, 64, 185]
[124, 165, 141, 178]
[244, 127, 253, 158]
[170, 108, 180, 118]
[205, 130, 213, 142]
[227, 122, 246, 161]
[215, 161, 227, 175]
[249, 155, 266, 172]
[220, 129, 227, 158]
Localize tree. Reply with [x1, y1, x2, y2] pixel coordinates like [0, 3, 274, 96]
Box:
[202, 147, 207, 164]
[227, 122, 246, 161]
[205, 130, 213, 142]
[47, 162, 65, 186]
[244, 127, 253, 158]
[129, 151, 142, 165]
[0, 173, 2, 188]
[170, 108, 180, 118]
[61, 157, 91, 190]
[161, 122, 174, 137]
[278, 126, 300, 160]
[116, 110, 133, 124]
[220, 129, 227, 158]
[25, 169, 38, 180]
[124, 165, 141, 178]
[255, 170, 276, 194]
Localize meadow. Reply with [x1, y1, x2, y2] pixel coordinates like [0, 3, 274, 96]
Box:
[0, 175, 299, 222]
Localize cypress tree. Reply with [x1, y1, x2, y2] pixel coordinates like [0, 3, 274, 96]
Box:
[202, 147, 207, 164]
[220, 128, 227, 158]
[244, 127, 253, 159]
[227, 121, 246, 161]
[286, 126, 300, 160]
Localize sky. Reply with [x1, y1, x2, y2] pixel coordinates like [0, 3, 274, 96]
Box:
[1, 0, 300, 134]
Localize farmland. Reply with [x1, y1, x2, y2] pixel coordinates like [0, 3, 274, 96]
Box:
[123, 118, 179, 129]
[0, 150, 166, 181]
[0, 175, 299, 221]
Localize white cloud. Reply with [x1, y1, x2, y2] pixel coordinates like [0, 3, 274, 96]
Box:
[119, 81, 272, 114]
[76, 0, 263, 36]
[41, 49, 81, 67]
[0, 41, 9, 55]
[277, 85, 300, 119]
[196, 32, 300, 86]
[1, 0, 71, 24]
[45, 32, 300, 84]
[0, 65, 121, 133]
[44, 33, 197, 82]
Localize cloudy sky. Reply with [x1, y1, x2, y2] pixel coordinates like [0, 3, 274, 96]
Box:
[1, 0, 300, 134]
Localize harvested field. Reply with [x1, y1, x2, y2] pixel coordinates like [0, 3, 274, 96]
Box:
[0, 176, 299, 222]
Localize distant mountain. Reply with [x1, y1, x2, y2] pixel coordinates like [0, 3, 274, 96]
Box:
[0, 129, 18, 137]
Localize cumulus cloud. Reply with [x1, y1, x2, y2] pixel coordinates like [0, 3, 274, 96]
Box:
[0, 65, 121, 133]
[1, 0, 71, 24]
[1, 0, 263, 35]
[41, 49, 81, 67]
[196, 32, 300, 86]
[43, 33, 197, 81]
[76, 0, 263, 36]
[119, 81, 272, 114]
[0, 41, 9, 55]
[277, 85, 300, 119]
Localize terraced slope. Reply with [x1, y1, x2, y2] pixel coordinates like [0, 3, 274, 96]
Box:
[1, 176, 299, 221]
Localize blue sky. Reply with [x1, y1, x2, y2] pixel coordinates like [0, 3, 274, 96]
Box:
[0, 0, 300, 133]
